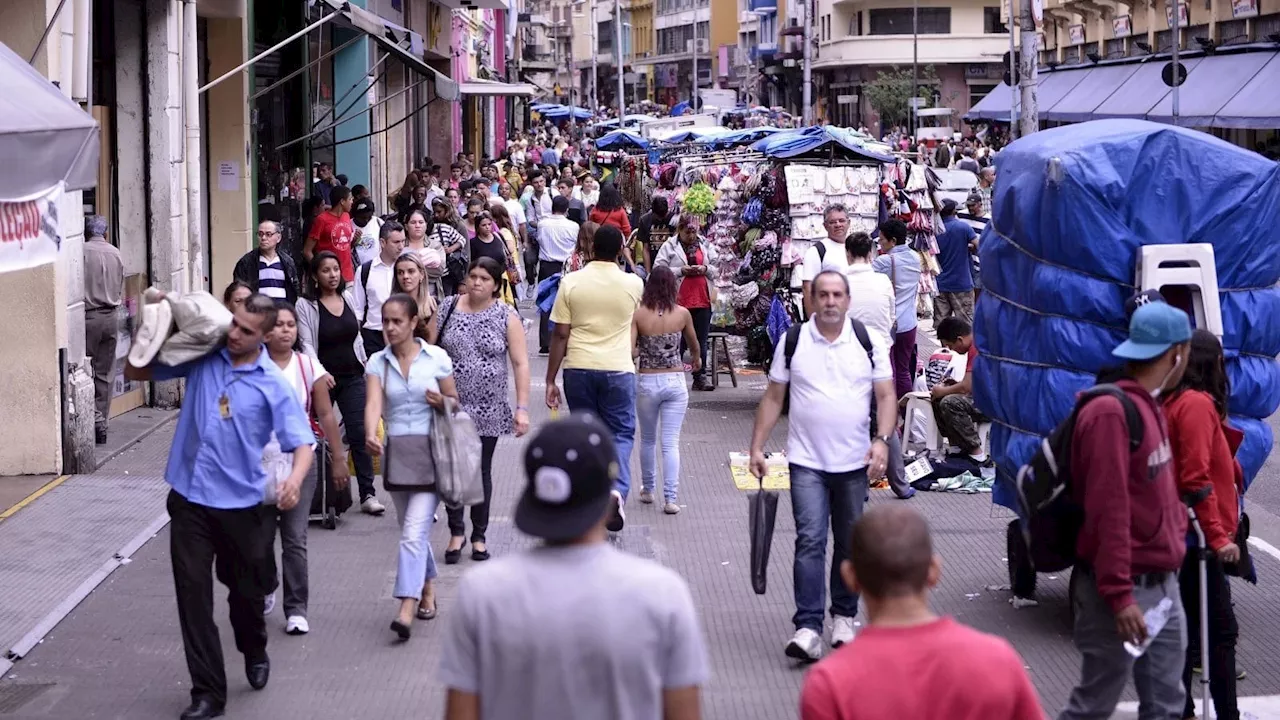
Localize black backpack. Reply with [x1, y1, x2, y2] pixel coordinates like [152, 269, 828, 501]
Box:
[1011, 384, 1145, 576]
[779, 318, 874, 415]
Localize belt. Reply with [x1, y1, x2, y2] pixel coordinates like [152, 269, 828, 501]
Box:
[1132, 571, 1171, 588]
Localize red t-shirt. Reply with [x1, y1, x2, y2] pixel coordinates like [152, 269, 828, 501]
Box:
[676, 247, 711, 309]
[308, 211, 356, 281]
[800, 618, 1045, 720]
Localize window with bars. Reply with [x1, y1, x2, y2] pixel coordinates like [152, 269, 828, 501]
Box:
[983, 7, 1007, 33]
[1105, 37, 1125, 57]
[868, 7, 951, 34]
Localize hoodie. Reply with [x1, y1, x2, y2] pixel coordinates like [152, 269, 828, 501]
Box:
[1164, 389, 1243, 551]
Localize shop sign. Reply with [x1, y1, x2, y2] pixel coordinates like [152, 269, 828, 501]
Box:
[1165, 1, 1189, 27]
[1231, 0, 1258, 18]
[0, 184, 63, 275]
[836, 94, 857, 105]
[1068, 23, 1086, 45]
[1113, 15, 1132, 37]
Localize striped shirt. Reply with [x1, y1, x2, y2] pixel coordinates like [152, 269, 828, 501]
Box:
[257, 255, 288, 299]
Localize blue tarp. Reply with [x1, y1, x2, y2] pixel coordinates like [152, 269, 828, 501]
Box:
[671, 101, 691, 116]
[751, 126, 895, 162]
[696, 126, 783, 149]
[541, 105, 593, 120]
[975, 119, 1280, 510]
[595, 129, 649, 150]
[531, 102, 561, 112]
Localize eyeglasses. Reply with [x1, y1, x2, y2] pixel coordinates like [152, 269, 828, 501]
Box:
[256, 230, 278, 237]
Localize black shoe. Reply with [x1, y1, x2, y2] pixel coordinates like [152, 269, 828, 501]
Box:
[245, 657, 270, 690]
[95, 427, 108, 445]
[390, 618, 412, 640]
[605, 490, 626, 532]
[471, 545, 491, 561]
[445, 547, 463, 564]
[691, 376, 714, 392]
[180, 698, 225, 720]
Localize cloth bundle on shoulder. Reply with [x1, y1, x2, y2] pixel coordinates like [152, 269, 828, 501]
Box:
[975, 120, 1280, 511]
[128, 287, 233, 368]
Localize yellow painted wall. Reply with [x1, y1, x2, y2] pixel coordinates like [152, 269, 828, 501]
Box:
[206, 16, 254, 295]
[710, 0, 737, 77]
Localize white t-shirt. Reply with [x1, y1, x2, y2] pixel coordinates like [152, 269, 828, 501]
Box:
[801, 238, 850, 283]
[537, 215, 580, 262]
[500, 197, 527, 227]
[354, 216, 383, 267]
[262, 353, 328, 480]
[768, 320, 892, 473]
[845, 263, 896, 345]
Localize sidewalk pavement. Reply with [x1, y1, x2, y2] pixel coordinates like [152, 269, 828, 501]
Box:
[2, 326, 1280, 719]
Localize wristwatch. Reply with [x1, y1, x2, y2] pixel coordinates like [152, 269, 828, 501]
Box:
[873, 435, 892, 447]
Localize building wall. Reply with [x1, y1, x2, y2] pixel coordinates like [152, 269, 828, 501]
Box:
[206, 14, 253, 295]
[710, 0, 737, 79]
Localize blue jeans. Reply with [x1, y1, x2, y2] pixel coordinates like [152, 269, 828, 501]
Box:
[789, 464, 868, 632]
[636, 373, 689, 503]
[390, 491, 440, 599]
[563, 369, 636, 498]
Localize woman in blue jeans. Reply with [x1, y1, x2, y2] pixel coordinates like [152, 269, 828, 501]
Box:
[364, 294, 457, 640]
[631, 266, 701, 514]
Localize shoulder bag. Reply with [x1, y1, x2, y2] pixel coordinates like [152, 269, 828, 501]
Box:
[379, 356, 437, 489]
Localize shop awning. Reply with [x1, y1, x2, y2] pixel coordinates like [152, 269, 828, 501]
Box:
[752, 126, 895, 162]
[1035, 67, 1091, 113]
[1214, 53, 1280, 129]
[1042, 63, 1139, 123]
[1146, 52, 1274, 127]
[319, 0, 459, 102]
[1093, 57, 1202, 121]
[458, 80, 537, 97]
[963, 82, 1013, 122]
[0, 41, 99, 200]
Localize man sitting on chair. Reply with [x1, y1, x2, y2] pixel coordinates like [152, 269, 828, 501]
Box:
[930, 317, 987, 463]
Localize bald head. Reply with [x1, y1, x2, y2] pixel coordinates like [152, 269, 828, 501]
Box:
[848, 506, 935, 599]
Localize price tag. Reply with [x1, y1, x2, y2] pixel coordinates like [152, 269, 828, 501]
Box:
[905, 456, 934, 483]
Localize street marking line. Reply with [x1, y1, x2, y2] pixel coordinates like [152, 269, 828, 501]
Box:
[0, 475, 71, 521]
[1248, 535, 1280, 563]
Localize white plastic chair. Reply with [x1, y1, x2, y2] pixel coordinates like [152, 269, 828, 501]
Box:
[903, 392, 944, 453]
[1136, 244, 1223, 338]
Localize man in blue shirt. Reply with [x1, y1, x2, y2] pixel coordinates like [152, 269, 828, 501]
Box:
[932, 199, 978, 325]
[126, 293, 314, 720]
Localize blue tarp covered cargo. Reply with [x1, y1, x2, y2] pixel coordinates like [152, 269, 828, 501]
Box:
[975, 119, 1280, 510]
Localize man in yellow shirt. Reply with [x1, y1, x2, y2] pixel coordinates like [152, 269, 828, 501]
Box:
[546, 224, 644, 532]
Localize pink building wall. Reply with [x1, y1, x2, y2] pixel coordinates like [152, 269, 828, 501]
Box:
[450, 10, 509, 158]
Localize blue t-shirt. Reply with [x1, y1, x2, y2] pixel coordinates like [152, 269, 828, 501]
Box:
[935, 217, 977, 293]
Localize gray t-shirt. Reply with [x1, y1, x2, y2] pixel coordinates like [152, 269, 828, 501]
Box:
[439, 543, 710, 720]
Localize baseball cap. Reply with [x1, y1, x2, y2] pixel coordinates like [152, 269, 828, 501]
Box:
[965, 190, 983, 206]
[352, 198, 375, 216]
[1123, 288, 1166, 321]
[940, 198, 958, 215]
[515, 414, 619, 541]
[1112, 301, 1192, 361]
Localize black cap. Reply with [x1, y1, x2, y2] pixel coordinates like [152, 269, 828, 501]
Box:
[515, 414, 618, 541]
[1124, 288, 1167, 321]
[940, 198, 958, 215]
[352, 198, 375, 215]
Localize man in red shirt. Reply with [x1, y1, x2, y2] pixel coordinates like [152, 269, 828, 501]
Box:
[1059, 301, 1192, 720]
[304, 184, 356, 281]
[800, 505, 1044, 720]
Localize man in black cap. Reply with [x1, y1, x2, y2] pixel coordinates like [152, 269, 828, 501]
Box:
[439, 415, 710, 720]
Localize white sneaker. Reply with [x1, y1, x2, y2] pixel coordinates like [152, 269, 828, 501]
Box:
[285, 615, 309, 635]
[263, 592, 276, 617]
[831, 615, 857, 648]
[606, 490, 626, 532]
[784, 628, 824, 662]
[361, 496, 386, 516]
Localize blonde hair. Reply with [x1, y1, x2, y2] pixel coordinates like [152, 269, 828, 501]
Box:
[391, 252, 438, 325]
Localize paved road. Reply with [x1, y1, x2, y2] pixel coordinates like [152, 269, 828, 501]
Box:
[3, 321, 1280, 719]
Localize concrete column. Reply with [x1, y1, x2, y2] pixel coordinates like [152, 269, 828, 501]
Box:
[115, 0, 149, 278]
[334, 0, 372, 190]
[206, 16, 254, 294]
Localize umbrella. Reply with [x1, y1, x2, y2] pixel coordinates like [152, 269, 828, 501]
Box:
[0, 41, 99, 199]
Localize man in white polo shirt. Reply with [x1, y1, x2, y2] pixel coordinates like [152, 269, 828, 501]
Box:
[749, 270, 897, 662]
[351, 221, 405, 356]
[800, 205, 853, 317]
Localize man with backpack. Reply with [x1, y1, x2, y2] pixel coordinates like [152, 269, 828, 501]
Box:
[749, 271, 897, 662]
[1057, 301, 1193, 720]
[350, 221, 406, 356]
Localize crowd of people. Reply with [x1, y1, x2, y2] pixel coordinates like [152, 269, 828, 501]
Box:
[100, 113, 1250, 720]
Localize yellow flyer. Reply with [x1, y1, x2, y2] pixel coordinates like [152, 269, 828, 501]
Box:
[729, 452, 790, 491]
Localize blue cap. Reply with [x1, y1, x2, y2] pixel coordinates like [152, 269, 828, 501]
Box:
[1112, 302, 1192, 361]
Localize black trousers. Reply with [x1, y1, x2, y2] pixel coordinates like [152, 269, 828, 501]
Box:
[684, 306, 712, 379]
[168, 490, 273, 706]
[360, 327, 386, 357]
[537, 259, 565, 352]
[447, 436, 499, 543]
[330, 373, 376, 500]
[1182, 549, 1240, 719]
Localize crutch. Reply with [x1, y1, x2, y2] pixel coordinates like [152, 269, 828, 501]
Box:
[1185, 487, 1213, 720]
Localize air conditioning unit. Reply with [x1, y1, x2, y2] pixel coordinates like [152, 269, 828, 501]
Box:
[685, 38, 710, 52]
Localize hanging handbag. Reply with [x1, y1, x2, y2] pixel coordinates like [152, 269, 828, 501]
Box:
[748, 475, 780, 595]
[429, 398, 485, 508]
[379, 360, 437, 489]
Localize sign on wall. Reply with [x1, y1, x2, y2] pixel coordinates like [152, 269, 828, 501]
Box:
[1068, 23, 1086, 45]
[0, 184, 63, 275]
[1165, 1, 1189, 27]
[1231, 0, 1258, 18]
[1113, 15, 1132, 37]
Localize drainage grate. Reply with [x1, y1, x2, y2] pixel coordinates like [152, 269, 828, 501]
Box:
[0, 683, 54, 714]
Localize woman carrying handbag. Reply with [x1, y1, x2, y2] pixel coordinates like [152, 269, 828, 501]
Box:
[260, 302, 349, 636]
[364, 294, 459, 640]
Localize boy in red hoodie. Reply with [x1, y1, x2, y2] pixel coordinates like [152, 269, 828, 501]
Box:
[1059, 301, 1192, 720]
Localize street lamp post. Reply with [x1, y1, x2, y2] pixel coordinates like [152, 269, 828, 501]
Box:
[591, 0, 599, 110]
[802, 0, 812, 125]
[911, 0, 918, 137]
[616, 0, 625, 119]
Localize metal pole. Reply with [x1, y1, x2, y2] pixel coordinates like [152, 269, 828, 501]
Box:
[616, 0, 626, 120]
[1171, 0, 1181, 123]
[591, 0, 599, 110]
[1017, 0, 1039, 136]
[1008, 0, 1017, 138]
[802, 0, 812, 125]
[201, 11, 338, 94]
[692, 20, 699, 108]
[251, 35, 360, 101]
[911, 0, 918, 136]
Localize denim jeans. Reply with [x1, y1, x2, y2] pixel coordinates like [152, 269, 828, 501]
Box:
[1059, 565, 1187, 720]
[636, 373, 689, 503]
[389, 491, 440, 599]
[563, 369, 636, 498]
[684, 306, 712, 380]
[789, 464, 868, 632]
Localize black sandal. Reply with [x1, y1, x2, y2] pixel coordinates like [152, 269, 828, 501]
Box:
[444, 548, 462, 565]
[471, 545, 491, 562]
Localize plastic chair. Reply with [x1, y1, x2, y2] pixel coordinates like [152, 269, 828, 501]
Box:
[708, 332, 737, 388]
[1136, 244, 1223, 337]
[902, 392, 943, 453]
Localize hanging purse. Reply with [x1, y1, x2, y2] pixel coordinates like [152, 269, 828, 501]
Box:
[429, 397, 485, 508]
[380, 359, 437, 490]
